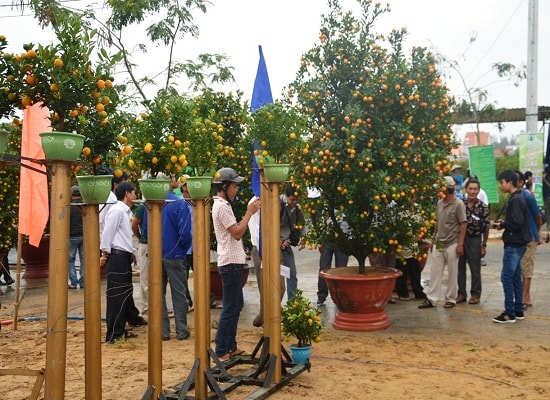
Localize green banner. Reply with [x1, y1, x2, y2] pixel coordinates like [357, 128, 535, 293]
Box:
[468, 145, 499, 204]
[519, 133, 544, 206]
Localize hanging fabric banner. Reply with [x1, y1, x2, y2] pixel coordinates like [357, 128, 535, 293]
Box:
[519, 132, 544, 206]
[468, 145, 499, 204]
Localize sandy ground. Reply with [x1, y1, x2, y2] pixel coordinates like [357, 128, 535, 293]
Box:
[2, 318, 550, 399]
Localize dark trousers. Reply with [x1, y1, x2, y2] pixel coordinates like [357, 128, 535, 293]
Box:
[105, 252, 141, 342]
[317, 244, 349, 301]
[395, 257, 425, 299]
[458, 235, 482, 298]
[1, 253, 12, 282]
[185, 254, 193, 307]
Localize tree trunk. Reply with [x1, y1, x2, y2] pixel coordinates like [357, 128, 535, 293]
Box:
[357, 256, 366, 275]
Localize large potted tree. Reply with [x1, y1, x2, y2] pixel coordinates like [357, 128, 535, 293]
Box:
[289, 0, 456, 331]
[4, 11, 122, 162]
[1, 14, 124, 278]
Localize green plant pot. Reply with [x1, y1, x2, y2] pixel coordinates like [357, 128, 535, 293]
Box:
[76, 175, 113, 203]
[39, 131, 85, 161]
[138, 178, 171, 200]
[263, 163, 290, 182]
[186, 176, 212, 199]
[0, 130, 9, 154]
[289, 344, 311, 364]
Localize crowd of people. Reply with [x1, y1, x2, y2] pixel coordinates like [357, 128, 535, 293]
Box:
[1, 164, 548, 343]
[417, 168, 544, 325]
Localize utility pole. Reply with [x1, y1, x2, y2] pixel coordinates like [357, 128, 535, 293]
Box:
[526, 0, 538, 134]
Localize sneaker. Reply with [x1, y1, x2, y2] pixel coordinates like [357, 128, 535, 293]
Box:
[515, 311, 525, 320]
[317, 298, 326, 306]
[2, 277, 14, 286]
[128, 317, 148, 327]
[492, 311, 516, 324]
[107, 336, 126, 345]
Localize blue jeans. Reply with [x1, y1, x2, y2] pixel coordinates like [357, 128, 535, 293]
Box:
[162, 258, 189, 338]
[282, 247, 297, 300]
[215, 264, 244, 357]
[68, 236, 84, 287]
[501, 246, 526, 317]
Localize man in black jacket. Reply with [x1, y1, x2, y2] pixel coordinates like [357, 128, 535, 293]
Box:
[492, 170, 530, 324]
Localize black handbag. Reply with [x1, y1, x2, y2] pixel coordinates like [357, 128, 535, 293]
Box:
[289, 228, 301, 246]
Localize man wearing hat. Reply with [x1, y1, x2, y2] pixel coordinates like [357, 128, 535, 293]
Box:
[451, 164, 464, 189]
[419, 176, 467, 309]
[69, 185, 84, 289]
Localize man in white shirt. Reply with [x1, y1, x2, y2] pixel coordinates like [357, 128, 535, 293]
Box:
[100, 181, 146, 343]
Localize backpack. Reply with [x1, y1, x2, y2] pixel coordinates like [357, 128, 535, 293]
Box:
[280, 198, 303, 246]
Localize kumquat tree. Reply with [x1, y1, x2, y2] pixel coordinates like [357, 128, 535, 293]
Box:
[288, 0, 457, 273]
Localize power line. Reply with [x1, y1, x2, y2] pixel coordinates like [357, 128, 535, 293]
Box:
[467, 0, 525, 86]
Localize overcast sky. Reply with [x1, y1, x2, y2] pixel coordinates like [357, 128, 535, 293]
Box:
[1, 0, 548, 138]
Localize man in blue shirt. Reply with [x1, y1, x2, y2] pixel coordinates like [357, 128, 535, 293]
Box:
[516, 171, 542, 308]
[144, 174, 193, 340]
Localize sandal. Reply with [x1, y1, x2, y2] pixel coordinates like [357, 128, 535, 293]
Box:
[217, 353, 231, 362]
[468, 297, 480, 304]
[399, 297, 411, 301]
[418, 299, 434, 309]
[231, 349, 250, 357]
[443, 301, 455, 308]
[125, 330, 138, 339]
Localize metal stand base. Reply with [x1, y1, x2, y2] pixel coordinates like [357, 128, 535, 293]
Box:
[160, 336, 309, 400]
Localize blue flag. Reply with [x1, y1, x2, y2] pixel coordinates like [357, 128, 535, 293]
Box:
[250, 45, 274, 198]
[250, 45, 273, 112]
[250, 45, 273, 257]
[251, 141, 261, 197]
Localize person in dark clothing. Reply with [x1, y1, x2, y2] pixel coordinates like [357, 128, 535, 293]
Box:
[0, 252, 14, 286]
[457, 178, 490, 305]
[543, 167, 550, 243]
[280, 185, 305, 300]
[492, 170, 530, 324]
[68, 185, 84, 289]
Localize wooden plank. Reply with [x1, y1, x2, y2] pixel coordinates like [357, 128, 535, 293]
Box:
[0, 368, 45, 400]
[451, 106, 550, 125]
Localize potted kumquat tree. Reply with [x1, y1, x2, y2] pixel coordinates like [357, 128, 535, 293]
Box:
[287, 0, 456, 331]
